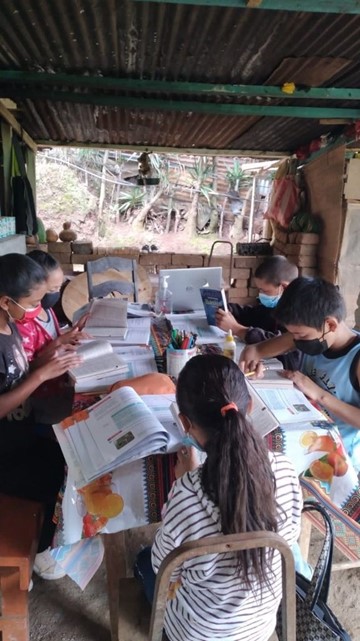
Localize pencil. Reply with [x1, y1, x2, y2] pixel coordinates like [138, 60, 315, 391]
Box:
[244, 366, 269, 378]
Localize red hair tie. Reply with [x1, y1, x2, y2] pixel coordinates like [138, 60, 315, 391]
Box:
[220, 402, 238, 417]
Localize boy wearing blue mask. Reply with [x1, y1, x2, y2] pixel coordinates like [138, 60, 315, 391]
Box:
[216, 255, 300, 369]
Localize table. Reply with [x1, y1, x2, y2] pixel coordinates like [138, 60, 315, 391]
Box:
[51, 318, 360, 612]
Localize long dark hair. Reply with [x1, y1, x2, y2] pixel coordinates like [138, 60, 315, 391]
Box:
[176, 354, 278, 587]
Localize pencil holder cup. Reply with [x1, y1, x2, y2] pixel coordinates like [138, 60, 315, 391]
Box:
[166, 347, 197, 380]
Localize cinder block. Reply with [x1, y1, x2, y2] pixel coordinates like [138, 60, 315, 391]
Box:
[274, 229, 288, 244]
[295, 233, 320, 245]
[299, 267, 318, 277]
[228, 287, 248, 300]
[139, 253, 172, 266]
[60, 263, 74, 273]
[297, 255, 317, 268]
[206, 256, 233, 269]
[285, 243, 318, 258]
[47, 241, 72, 254]
[233, 256, 264, 269]
[248, 287, 259, 297]
[234, 296, 258, 306]
[232, 279, 249, 290]
[231, 267, 251, 280]
[50, 251, 72, 263]
[171, 254, 204, 266]
[71, 253, 94, 264]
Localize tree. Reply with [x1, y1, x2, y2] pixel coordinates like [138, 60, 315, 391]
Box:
[184, 158, 214, 237]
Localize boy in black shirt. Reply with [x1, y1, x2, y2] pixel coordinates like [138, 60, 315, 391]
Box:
[216, 255, 301, 369]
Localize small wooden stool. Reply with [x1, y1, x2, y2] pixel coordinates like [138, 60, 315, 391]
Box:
[0, 494, 43, 641]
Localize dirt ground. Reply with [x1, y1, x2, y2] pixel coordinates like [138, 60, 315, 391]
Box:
[29, 531, 360, 641]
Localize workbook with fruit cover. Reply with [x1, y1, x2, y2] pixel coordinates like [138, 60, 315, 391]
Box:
[53, 386, 182, 488]
[85, 298, 128, 338]
[68, 340, 128, 387]
[200, 287, 228, 326]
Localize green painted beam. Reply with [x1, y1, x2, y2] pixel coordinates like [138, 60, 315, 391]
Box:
[2, 87, 360, 119]
[1, 70, 360, 101]
[133, 0, 360, 13]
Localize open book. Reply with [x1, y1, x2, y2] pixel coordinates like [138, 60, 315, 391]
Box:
[247, 380, 326, 426]
[85, 298, 128, 338]
[53, 387, 183, 488]
[200, 287, 228, 326]
[68, 340, 127, 387]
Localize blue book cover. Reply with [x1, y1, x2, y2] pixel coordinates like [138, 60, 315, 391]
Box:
[200, 288, 228, 326]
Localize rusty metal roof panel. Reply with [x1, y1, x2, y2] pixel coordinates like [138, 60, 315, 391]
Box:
[2, 1, 360, 151]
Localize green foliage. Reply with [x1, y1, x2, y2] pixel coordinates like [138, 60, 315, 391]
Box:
[118, 188, 145, 215]
[226, 159, 252, 190]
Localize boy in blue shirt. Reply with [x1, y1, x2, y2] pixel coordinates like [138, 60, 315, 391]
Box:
[240, 277, 360, 472]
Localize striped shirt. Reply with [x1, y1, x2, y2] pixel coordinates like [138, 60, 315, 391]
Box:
[152, 452, 302, 641]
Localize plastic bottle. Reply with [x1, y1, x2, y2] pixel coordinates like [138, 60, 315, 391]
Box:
[155, 275, 173, 315]
[223, 329, 236, 361]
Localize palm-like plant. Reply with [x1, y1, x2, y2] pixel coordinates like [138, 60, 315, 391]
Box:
[118, 188, 145, 220]
[185, 158, 215, 236]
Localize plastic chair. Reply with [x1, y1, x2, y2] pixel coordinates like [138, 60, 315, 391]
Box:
[86, 256, 138, 302]
[148, 531, 296, 641]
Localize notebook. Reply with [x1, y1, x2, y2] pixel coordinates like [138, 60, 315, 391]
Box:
[159, 267, 222, 313]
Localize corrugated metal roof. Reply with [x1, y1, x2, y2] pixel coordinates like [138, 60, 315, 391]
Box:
[1, 1, 360, 152]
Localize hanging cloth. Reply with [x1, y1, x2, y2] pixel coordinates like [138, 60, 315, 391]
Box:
[10, 135, 38, 236]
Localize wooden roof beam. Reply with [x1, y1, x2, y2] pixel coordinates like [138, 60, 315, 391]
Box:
[0, 99, 37, 152]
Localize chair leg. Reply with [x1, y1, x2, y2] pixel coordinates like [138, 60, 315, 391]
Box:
[104, 532, 128, 641]
[0, 568, 29, 641]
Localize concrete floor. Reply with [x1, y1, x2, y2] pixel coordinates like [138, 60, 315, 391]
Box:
[29, 533, 360, 641]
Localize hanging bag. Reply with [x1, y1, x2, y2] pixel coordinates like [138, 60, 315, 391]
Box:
[277, 500, 351, 641]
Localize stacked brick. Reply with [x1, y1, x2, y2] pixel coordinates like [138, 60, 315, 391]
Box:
[272, 226, 319, 278]
[27, 241, 273, 307]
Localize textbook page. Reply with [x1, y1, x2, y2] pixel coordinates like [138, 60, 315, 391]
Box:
[86, 298, 128, 328]
[246, 385, 279, 438]
[141, 394, 183, 452]
[165, 312, 226, 344]
[68, 352, 127, 381]
[54, 386, 170, 486]
[76, 340, 113, 361]
[108, 317, 151, 346]
[252, 385, 325, 425]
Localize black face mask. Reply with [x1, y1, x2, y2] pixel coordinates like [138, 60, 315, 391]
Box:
[42, 292, 61, 310]
[294, 337, 329, 356]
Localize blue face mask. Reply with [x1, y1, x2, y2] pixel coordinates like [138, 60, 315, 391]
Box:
[182, 435, 204, 452]
[258, 292, 281, 309]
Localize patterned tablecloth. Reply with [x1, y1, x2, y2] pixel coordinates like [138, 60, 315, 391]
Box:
[51, 318, 360, 586]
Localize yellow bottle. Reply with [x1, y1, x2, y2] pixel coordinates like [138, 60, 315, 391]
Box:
[223, 329, 236, 362]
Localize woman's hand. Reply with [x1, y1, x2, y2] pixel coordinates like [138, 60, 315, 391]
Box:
[35, 350, 82, 383]
[284, 370, 323, 402]
[59, 326, 91, 345]
[174, 446, 200, 479]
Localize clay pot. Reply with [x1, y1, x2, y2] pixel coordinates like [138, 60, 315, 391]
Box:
[59, 222, 77, 242]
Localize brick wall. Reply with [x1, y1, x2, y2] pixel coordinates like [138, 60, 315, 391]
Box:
[30, 241, 272, 306]
[30, 236, 319, 304]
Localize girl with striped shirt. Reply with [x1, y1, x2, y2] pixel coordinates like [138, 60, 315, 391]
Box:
[136, 354, 302, 641]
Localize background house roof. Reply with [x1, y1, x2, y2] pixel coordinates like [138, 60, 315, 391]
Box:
[1, 1, 360, 154]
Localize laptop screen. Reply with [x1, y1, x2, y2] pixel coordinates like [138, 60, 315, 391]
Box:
[159, 267, 222, 313]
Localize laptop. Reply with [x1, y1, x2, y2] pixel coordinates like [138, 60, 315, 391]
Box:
[159, 267, 222, 313]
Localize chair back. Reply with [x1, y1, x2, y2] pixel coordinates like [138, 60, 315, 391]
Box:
[86, 257, 138, 302]
[148, 531, 296, 641]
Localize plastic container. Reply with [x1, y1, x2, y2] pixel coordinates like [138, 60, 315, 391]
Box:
[166, 347, 197, 380]
[223, 329, 236, 361]
[155, 275, 173, 315]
